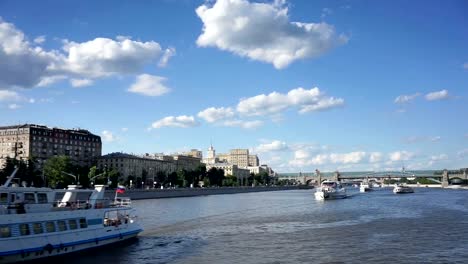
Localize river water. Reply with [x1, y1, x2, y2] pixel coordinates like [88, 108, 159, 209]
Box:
[72, 187, 468, 263]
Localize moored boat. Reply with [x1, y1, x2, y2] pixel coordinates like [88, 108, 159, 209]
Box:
[359, 182, 372, 193]
[314, 180, 347, 200]
[0, 168, 143, 263]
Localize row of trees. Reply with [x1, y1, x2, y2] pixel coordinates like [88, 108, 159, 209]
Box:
[0, 156, 276, 189]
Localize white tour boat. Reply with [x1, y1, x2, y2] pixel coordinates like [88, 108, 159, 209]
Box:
[359, 182, 372, 193]
[0, 169, 143, 263]
[393, 184, 414, 194]
[314, 180, 347, 200]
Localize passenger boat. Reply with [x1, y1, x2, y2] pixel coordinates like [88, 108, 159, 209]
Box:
[0, 168, 143, 263]
[314, 180, 347, 200]
[359, 182, 372, 193]
[393, 184, 414, 194]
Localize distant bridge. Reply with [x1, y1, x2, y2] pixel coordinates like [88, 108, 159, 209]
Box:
[278, 169, 468, 187]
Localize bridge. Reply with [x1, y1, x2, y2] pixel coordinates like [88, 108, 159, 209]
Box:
[278, 169, 468, 187]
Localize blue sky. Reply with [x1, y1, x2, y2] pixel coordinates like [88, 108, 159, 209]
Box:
[0, 0, 467, 172]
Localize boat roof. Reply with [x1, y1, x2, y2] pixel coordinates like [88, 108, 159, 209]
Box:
[0, 186, 54, 192]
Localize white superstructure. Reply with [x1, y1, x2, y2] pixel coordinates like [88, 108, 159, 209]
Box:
[0, 169, 142, 263]
[314, 180, 347, 200]
[393, 184, 414, 194]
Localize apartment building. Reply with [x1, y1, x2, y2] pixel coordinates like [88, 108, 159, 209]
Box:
[0, 124, 101, 168]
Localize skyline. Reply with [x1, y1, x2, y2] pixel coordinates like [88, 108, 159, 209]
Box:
[0, 0, 467, 172]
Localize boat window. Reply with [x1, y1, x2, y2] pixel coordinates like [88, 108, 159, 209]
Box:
[33, 223, 43, 234]
[19, 223, 30, 236]
[46, 222, 56, 232]
[37, 193, 48, 204]
[0, 226, 11, 238]
[68, 219, 77, 230]
[79, 218, 87, 228]
[24, 193, 35, 203]
[0, 193, 7, 204]
[57, 221, 67, 231]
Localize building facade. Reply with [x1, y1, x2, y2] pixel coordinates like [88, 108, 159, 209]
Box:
[98, 152, 176, 183]
[184, 149, 202, 159]
[0, 124, 101, 168]
[206, 163, 250, 180]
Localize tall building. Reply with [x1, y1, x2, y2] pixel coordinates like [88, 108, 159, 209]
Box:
[185, 149, 202, 159]
[229, 149, 250, 167]
[0, 124, 101, 168]
[202, 144, 218, 164]
[249, 155, 259, 166]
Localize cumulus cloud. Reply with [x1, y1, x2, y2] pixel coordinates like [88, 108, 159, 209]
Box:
[430, 136, 441, 142]
[150, 115, 199, 129]
[101, 130, 116, 142]
[388, 151, 414, 162]
[70, 78, 93, 87]
[425, 89, 449, 101]
[255, 140, 288, 153]
[0, 18, 174, 90]
[463, 62, 468, 70]
[222, 119, 263, 129]
[457, 149, 468, 159]
[198, 107, 235, 123]
[237, 87, 343, 116]
[369, 152, 383, 163]
[0, 18, 60, 89]
[196, 0, 347, 69]
[329, 152, 366, 164]
[128, 74, 171, 96]
[394, 93, 420, 104]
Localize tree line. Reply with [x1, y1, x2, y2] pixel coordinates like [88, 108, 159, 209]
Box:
[0, 155, 275, 189]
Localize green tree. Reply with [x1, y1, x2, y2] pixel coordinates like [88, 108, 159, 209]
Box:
[43, 156, 71, 188]
[156, 171, 167, 186]
[167, 172, 178, 187]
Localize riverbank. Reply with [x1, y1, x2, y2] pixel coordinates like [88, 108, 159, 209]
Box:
[104, 185, 312, 200]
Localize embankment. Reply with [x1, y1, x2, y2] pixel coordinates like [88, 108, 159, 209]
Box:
[104, 186, 311, 200]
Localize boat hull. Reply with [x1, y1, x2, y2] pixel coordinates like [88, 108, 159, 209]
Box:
[0, 209, 142, 263]
[393, 186, 414, 194]
[314, 190, 347, 200]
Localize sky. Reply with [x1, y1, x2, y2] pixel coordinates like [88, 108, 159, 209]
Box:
[0, 0, 467, 173]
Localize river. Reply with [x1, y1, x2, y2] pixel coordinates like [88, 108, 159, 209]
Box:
[69, 187, 468, 263]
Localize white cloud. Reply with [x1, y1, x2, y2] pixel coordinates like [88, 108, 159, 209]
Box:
[128, 74, 171, 96]
[150, 115, 199, 129]
[0, 18, 60, 89]
[0, 90, 22, 101]
[394, 93, 420, 104]
[425, 89, 449, 101]
[36, 76, 67, 87]
[237, 87, 343, 116]
[388, 151, 414, 162]
[369, 152, 383, 163]
[158, 47, 176, 67]
[329, 152, 366, 164]
[294, 149, 310, 160]
[70, 78, 93, 87]
[430, 136, 441, 142]
[223, 120, 263, 129]
[255, 140, 288, 153]
[0, 18, 175, 89]
[121, 127, 128, 132]
[198, 107, 235, 123]
[28, 98, 35, 103]
[463, 62, 468, 70]
[8, 103, 20, 110]
[196, 0, 347, 69]
[33, 35, 46, 44]
[101, 130, 116, 142]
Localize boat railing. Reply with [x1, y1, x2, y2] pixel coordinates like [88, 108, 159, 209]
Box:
[112, 197, 132, 207]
